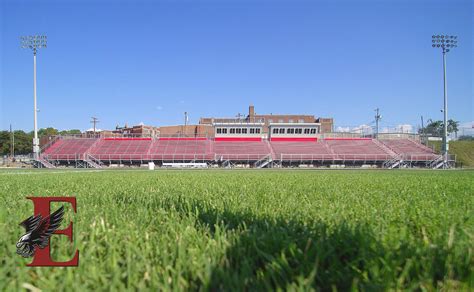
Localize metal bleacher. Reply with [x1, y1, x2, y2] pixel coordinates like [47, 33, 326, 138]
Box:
[42, 138, 97, 161]
[147, 138, 211, 162]
[324, 139, 393, 161]
[39, 135, 448, 168]
[214, 141, 271, 162]
[89, 138, 152, 161]
[271, 141, 332, 162]
[380, 139, 439, 161]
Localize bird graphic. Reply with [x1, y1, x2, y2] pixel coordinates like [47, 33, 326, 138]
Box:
[16, 206, 65, 258]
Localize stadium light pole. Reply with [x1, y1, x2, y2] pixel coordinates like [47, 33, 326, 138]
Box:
[21, 35, 47, 160]
[432, 35, 458, 167]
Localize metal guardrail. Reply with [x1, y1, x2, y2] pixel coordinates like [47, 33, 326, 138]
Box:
[89, 153, 211, 162]
[40, 136, 61, 153]
[214, 154, 269, 161]
[279, 153, 394, 162]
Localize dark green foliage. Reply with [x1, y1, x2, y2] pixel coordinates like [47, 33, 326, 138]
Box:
[0, 128, 83, 155]
[420, 119, 460, 136]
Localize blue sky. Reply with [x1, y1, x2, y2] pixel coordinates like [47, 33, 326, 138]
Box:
[1, 0, 472, 132]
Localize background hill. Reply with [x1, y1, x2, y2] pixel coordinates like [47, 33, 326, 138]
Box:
[428, 140, 474, 168]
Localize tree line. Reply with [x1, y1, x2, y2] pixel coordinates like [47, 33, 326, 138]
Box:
[0, 128, 81, 156]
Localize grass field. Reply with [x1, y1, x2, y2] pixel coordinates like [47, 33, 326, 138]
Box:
[428, 140, 474, 167]
[1, 169, 473, 291]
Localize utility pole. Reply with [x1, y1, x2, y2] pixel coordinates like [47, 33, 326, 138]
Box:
[432, 34, 459, 167]
[374, 108, 381, 139]
[10, 124, 15, 158]
[21, 35, 47, 159]
[184, 112, 188, 136]
[420, 116, 425, 143]
[91, 117, 99, 134]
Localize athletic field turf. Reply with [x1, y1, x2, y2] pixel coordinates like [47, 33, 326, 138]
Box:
[1, 169, 473, 290]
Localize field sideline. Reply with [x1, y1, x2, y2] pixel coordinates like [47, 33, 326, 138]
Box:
[1, 169, 473, 290]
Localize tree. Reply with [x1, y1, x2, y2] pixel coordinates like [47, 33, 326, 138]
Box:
[0, 128, 84, 156]
[447, 119, 459, 138]
[38, 127, 59, 137]
[0, 130, 33, 155]
[59, 129, 82, 135]
[419, 119, 459, 137]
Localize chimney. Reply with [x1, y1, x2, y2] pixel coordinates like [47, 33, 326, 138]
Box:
[249, 104, 255, 121]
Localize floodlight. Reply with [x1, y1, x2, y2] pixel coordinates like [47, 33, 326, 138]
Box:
[431, 34, 460, 168]
[20, 34, 47, 160]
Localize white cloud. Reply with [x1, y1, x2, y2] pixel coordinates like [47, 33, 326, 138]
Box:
[395, 124, 413, 133]
[352, 124, 373, 134]
[336, 126, 351, 132]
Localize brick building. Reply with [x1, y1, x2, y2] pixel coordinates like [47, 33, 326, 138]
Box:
[200, 105, 333, 134]
[114, 124, 160, 137]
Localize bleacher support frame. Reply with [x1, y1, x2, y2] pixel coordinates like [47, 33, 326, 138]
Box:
[36, 135, 456, 169]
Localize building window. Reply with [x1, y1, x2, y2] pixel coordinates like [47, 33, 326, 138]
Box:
[236, 128, 242, 134]
[256, 128, 261, 134]
[288, 119, 294, 123]
[217, 128, 222, 134]
[230, 128, 236, 134]
[242, 128, 247, 134]
[279, 128, 285, 134]
[296, 128, 302, 134]
[310, 128, 316, 134]
[250, 128, 255, 134]
[222, 128, 228, 134]
[304, 128, 310, 134]
[272, 128, 278, 134]
[287, 128, 294, 134]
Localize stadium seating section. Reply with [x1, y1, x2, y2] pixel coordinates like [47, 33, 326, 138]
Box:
[324, 139, 392, 161]
[148, 138, 211, 161]
[380, 139, 437, 161]
[271, 141, 332, 161]
[89, 138, 152, 160]
[40, 137, 439, 164]
[42, 138, 97, 160]
[214, 141, 270, 161]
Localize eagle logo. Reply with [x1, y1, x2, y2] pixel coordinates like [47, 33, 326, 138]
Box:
[16, 206, 65, 258]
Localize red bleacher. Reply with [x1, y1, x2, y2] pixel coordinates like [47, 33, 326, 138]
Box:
[42, 138, 97, 160]
[270, 141, 332, 161]
[89, 138, 152, 160]
[324, 139, 392, 161]
[214, 141, 270, 161]
[40, 136, 439, 165]
[380, 139, 438, 161]
[147, 138, 211, 161]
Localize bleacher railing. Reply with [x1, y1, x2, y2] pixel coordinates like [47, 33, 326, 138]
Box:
[89, 153, 211, 162]
[40, 136, 61, 153]
[280, 153, 394, 162]
[214, 154, 270, 161]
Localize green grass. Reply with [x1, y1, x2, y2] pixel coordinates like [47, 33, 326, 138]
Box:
[1, 169, 473, 291]
[428, 140, 474, 167]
